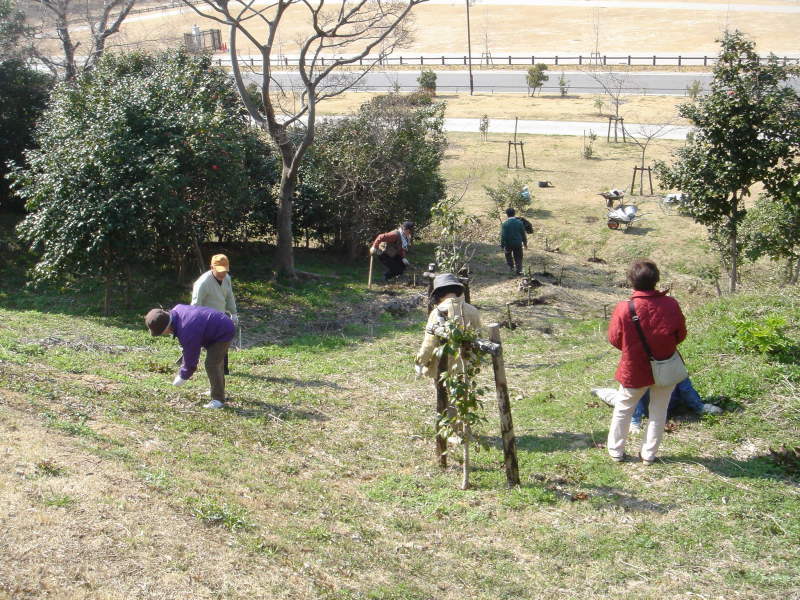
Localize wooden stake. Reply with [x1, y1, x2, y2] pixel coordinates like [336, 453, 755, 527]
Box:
[368, 254, 374, 289]
[435, 351, 449, 469]
[506, 302, 512, 327]
[488, 324, 520, 487]
[461, 423, 471, 490]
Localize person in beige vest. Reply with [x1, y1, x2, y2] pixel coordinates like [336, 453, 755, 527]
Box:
[415, 273, 481, 378]
[192, 254, 238, 375]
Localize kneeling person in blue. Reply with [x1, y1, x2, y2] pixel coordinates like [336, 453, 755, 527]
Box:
[592, 377, 722, 432]
[145, 304, 235, 409]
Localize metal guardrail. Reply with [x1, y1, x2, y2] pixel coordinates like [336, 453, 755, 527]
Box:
[212, 53, 800, 69]
[321, 84, 698, 95]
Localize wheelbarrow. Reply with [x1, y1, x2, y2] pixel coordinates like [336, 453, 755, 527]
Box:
[599, 189, 625, 208]
[607, 203, 640, 230]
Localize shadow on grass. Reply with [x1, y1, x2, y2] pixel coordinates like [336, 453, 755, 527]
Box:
[227, 397, 329, 422]
[621, 226, 655, 236]
[0, 213, 433, 346]
[662, 453, 796, 482]
[587, 485, 675, 513]
[235, 373, 343, 390]
[484, 430, 608, 454]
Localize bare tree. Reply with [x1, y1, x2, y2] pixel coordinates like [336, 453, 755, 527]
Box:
[27, 0, 136, 79]
[589, 68, 630, 141]
[624, 121, 674, 195]
[184, 0, 427, 277]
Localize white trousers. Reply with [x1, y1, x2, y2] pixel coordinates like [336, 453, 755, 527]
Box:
[607, 384, 673, 462]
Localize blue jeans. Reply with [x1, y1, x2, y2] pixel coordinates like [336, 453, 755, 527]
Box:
[632, 377, 704, 425]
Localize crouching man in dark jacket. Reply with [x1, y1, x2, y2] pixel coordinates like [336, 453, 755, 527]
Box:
[370, 221, 415, 282]
[145, 304, 235, 409]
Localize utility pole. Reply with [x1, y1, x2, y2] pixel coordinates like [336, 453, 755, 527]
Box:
[466, 0, 474, 95]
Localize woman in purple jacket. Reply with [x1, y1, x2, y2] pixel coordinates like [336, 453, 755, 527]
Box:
[145, 304, 235, 409]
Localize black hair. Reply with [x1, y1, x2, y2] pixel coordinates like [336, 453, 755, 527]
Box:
[506, 208, 516, 217]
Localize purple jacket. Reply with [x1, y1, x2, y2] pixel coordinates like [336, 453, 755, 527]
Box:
[170, 304, 235, 380]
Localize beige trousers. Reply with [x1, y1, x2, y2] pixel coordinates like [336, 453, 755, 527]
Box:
[607, 384, 673, 462]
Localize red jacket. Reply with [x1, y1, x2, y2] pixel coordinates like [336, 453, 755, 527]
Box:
[607, 290, 687, 388]
[372, 229, 407, 258]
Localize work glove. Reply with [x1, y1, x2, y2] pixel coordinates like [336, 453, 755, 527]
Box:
[414, 364, 424, 377]
[172, 374, 188, 386]
[402, 258, 410, 267]
[369, 246, 378, 256]
[231, 314, 239, 327]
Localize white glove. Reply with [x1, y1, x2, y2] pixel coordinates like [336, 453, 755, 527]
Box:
[402, 258, 410, 267]
[231, 314, 239, 326]
[172, 374, 188, 386]
[369, 246, 378, 256]
[414, 364, 424, 376]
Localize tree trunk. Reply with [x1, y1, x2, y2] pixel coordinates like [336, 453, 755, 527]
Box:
[192, 236, 205, 276]
[55, 13, 77, 80]
[460, 424, 470, 490]
[792, 258, 800, 285]
[123, 263, 132, 309]
[728, 229, 738, 294]
[103, 272, 112, 316]
[275, 166, 296, 277]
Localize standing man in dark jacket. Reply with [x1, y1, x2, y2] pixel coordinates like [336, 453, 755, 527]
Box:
[370, 221, 414, 282]
[145, 304, 235, 409]
[500, 208, 528, 275]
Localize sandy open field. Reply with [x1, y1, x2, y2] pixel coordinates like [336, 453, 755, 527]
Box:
[68, 0, 800, 60]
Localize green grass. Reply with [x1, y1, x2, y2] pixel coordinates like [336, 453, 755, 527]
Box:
[3, 279, 797, 598]
[41, 493, 77, 508]
[187, 497, 254, 532]
[2, 205, 800, 597]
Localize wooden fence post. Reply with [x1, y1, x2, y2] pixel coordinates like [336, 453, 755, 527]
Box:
[423, 264, 437, 314]
[488, 324, 520, 487]
[434, 352, 449, 469]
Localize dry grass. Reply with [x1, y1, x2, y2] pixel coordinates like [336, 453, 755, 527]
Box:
[442, 131, 710, 270]
[73, 1, 800, 58]
[0, 403, 294, 599]
[1, 71, 798, 597]
[317, 92, 690, 124]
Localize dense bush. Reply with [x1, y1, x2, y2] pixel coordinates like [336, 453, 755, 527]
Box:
[484, 176, 533, 222]
[417, 69, 437, 95]
[742, 189, 800, 284]
[656, 31, 800, 293]
[0, 0, 53, 209]
[0, 58, 52, 209]
[295, 93, 447, 257]
[10, 49, 276, 298]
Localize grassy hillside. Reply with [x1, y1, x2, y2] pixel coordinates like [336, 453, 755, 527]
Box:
[1, 220, 798, 598]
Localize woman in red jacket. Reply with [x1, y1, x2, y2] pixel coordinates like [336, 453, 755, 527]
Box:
[606, 260, 687, 465]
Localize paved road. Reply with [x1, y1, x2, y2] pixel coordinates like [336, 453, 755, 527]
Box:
[437, 117, 689, 139]
[303, 115, 687, 138]
[252, 69, 800, 96]
[256, 69, 712, 96]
